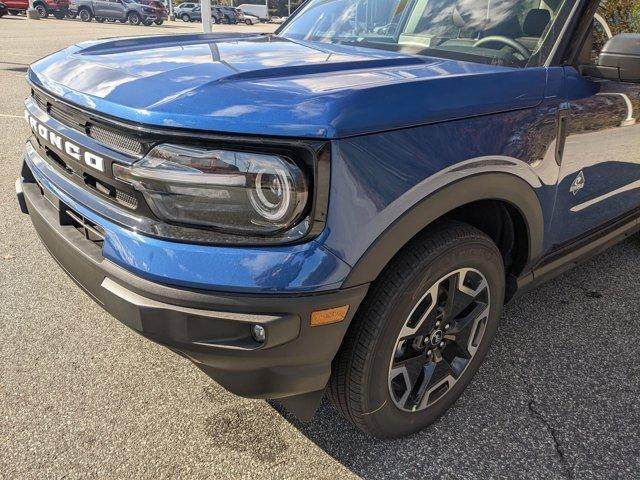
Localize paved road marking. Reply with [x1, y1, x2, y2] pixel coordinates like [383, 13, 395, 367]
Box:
[0, 113, 23, 118]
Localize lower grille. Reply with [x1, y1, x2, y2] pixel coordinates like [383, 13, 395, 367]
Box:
[63, 207, 106, 247]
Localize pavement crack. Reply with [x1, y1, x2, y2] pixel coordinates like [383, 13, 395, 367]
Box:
[528, 399, 573, 480]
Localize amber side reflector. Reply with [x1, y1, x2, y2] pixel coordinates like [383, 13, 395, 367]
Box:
[310, 305, 350, 327]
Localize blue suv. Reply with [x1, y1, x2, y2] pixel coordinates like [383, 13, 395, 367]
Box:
[16, 0, 640, 438]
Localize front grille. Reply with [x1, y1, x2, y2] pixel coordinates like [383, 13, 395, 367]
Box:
[49, 103, 79, 129]
[31, 88, 146, 158]
[88, 124, 144, 157]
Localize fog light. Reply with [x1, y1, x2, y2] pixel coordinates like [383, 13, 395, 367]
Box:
[251, 324, 266, 343]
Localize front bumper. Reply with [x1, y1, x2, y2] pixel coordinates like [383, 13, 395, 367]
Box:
[17, 150, 369, 402]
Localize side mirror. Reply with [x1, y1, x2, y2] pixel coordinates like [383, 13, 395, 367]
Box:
[583, 33, 640, 82]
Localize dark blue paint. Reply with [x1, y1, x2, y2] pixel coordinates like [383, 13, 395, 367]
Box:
[23, 33, 640, 293]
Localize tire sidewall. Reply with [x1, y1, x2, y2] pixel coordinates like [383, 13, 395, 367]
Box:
[35, 4, 47, 17]
[362, 237, 504, 437]
[128, 12, 140, 24]
[79, 9, 90, 21]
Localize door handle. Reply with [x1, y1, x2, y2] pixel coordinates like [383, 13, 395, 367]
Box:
[555, 108, 569, 166]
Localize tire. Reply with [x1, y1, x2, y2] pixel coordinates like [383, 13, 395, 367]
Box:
[66, 11, 76, 18]
[9, 9, 19, 15]
[142, 18, 152, 26]
[181, 13, 189, 22]
[53, 11, 65, 19]
[154, 18, 162, 25]
[34, 4, 48, 18]
[245, 19, 253, 25]
[128, 11, 140, 25]
[78, 8, 92, 22]
[95, 16, 104, 22]
[328, 221, 505, 438]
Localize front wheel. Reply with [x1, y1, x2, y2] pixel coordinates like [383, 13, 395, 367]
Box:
[128, 11, 141, 25]
[245, 18, 252, 25]
[78, 8, 92, 22]
[328, 221, 505, 438]
[34, 4, 48, 18]
[154, 18, 163, 25]
[66, 11, 76, 18]
[181, 13, 189, 22]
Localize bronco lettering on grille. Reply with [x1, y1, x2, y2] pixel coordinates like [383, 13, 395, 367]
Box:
[25, 111, 105, 173]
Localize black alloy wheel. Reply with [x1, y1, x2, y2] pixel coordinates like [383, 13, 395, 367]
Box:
[34, 4, 48, 17]
[388, 267, 490, 412]
[128, 11, 141, 25]
[78, 8, 91, 21]
[328, 221, 505, 438]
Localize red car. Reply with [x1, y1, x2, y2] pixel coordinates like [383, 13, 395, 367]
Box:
[137, 0, 166, 24]
[5, 0, 68, 18]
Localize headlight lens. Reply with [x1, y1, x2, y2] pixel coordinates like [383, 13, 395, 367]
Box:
[113, 144, 309, 235]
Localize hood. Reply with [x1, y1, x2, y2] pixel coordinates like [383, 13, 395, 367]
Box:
[28, 34, 545, 139]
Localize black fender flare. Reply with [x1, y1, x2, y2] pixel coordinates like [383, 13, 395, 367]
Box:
[342, 172, 545, 288]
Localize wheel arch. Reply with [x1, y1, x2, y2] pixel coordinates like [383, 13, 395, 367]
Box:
[341, 172, 545, 297]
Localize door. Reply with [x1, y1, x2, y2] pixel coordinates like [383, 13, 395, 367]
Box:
[93, 0, 110, 16]
[107, 0, 125, 19]
[550, 2, 640, 247]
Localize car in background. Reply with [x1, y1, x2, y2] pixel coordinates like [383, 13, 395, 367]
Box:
[0, 1, 8, 16]
[214, 5, 240, 24]
[236, 2, 266, 21]
[70, 0, 157, 25]
[136, 0, 166, 24]
[174, 1, 196, 19]
[178, 3, 199, 22]
[4, 0, 69, 18]
[231, 6, 244, 22]
[243, 13, 259, 25]
[270, 15, 286, 24]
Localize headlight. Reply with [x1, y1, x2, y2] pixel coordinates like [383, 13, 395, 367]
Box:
[113, 144, 309, 235]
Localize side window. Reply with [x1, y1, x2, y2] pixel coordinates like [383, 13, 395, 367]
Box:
[593, 0, 640, 55]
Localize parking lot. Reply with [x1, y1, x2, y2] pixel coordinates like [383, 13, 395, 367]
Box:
[1, 14, 640, 480]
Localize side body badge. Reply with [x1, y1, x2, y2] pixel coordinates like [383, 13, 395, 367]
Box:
[570, 171, 585, 195]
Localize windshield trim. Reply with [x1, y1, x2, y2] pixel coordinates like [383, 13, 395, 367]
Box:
[276, 0, 582, 69]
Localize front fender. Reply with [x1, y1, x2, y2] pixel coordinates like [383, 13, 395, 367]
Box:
[340, 167, 547, 288]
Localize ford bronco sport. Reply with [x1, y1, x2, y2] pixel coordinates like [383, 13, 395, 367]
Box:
[16, 0, 640, 438]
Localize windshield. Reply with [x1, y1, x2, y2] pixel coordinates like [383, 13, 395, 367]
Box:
[279, 0, 571, 67]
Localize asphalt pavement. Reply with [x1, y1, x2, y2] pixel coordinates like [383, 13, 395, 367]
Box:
[1, 15, 639, 480]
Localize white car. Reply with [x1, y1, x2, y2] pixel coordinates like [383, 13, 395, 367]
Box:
[270, 15, 287, 24]
[243, 13, 258, 25]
